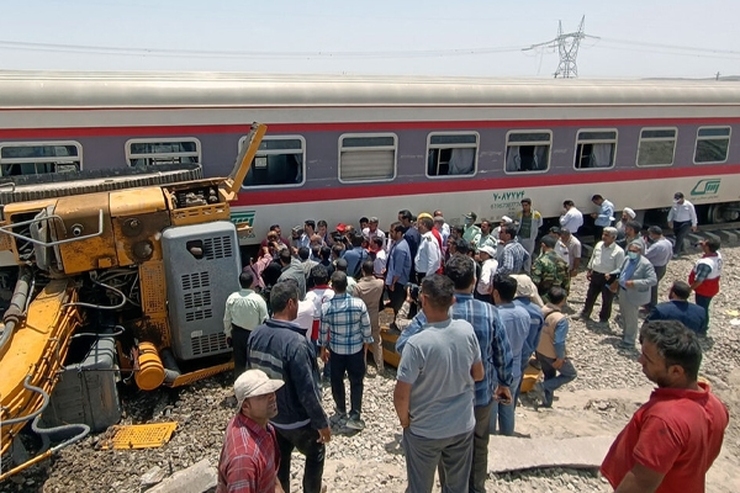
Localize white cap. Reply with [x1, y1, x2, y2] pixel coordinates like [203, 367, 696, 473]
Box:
[623, 208, 636, 219]
[501, 215, 514, 224]
[477, 245, 496, 258]
[235, 369, 284, 409]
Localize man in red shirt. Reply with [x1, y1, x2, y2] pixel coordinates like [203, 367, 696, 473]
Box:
[217, 369, 285, 493]
[600, 320, 728, 492]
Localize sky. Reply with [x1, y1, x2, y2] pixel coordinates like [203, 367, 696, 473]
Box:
[2, 0, 739, 78]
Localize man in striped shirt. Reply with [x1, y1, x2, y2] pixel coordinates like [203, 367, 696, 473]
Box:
[217, 369, 284, 493]
[320, 271, 373, 430]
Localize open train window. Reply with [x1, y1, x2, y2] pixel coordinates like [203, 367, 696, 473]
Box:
[574, 130, 617, 169]
[694, 126, 731, 164]
[338, 134, 396, 183]
[505, 131, 551, 173]
[636, 128, 676, 167]
[0, 141, 82, 176]
[426, 133, 478, 178]
[238, 135, 305, 188]
[126, 138, 200, 167]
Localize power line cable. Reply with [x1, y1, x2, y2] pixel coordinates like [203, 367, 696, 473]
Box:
[0, 39, 527, 60]
[597, 37, 740, 57]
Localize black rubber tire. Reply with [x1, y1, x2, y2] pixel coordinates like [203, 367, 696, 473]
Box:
[0, 164, 203, 204]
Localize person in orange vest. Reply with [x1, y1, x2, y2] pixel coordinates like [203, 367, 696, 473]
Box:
[688, 238, 722, 335]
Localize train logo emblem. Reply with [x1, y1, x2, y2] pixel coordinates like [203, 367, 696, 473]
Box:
[230, 210, 257, 238]
[690, 179, 721, 196]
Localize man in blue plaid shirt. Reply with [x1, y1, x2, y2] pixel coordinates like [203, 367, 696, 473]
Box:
[497, 223, 530, 276]
[396, 255, 514, 493]
[320, 271, 373, 431]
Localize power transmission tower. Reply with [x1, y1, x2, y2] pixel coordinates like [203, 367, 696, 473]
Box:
[524, 16, 596, 78]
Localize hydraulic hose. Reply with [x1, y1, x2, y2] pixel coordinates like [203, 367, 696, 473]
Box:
[0, 381, 90, 482]
[0, 375, 49, 426]
[0, 267, 33, 355]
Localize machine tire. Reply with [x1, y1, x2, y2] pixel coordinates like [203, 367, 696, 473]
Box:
[0, 164, 203, 205]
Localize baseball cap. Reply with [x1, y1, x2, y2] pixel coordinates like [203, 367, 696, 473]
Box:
[234, 369, 284, 409]
[477, 245, 496, 257]
[292, 225, 303, 234]
[464, 211, 477, 221]
[336, 223, 347, 233]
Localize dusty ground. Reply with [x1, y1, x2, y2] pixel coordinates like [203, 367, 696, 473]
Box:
[2, 246, 739, 492]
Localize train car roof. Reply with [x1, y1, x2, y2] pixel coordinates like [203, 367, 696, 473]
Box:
[1, 70, 740, 108]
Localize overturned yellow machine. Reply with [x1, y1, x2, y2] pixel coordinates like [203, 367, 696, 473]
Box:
[0, 123, 266, 479]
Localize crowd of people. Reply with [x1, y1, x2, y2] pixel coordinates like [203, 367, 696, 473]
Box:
[216, 192, 728, 493]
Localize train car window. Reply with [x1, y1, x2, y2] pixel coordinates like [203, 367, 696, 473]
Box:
[636, 128, 677, 167]
[426, 133, 478, 178]
[0, 141, 82, 176]
[505, 131, 551, 173]
[126, 138, 200, 167]
[238, 135, 305, 188]
[694, 126, 731, 164]
[338, 134, 396, 183]
[574, 130, 617, 169]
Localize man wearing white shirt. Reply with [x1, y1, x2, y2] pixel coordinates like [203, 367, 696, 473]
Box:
[580, 227, 625, 323]
[370, 238, 387, 278]
[414, 216, 442, 282]
[667, 191, 698, 258]
[362, 217, 386, 244]
[559, 200, 584, 234]
[475, 245, 498, 302]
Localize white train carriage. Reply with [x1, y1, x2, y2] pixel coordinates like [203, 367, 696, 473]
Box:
[0, 71, 739, 245]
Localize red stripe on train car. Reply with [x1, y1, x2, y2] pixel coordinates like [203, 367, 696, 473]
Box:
[0, 117, 739, 139]
[233, 164, 740, 207]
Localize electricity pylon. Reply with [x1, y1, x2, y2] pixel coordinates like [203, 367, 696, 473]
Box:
[524, 16, 596, 78]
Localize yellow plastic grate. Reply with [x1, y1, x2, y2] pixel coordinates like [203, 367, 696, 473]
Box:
[101, 422, 178, 450]
[170, 361, 233, 388]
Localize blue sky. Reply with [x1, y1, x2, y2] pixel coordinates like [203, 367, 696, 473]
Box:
[2, 0, 739, 78]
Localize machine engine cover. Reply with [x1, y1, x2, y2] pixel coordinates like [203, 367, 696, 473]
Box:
[161, 221, 240, 361]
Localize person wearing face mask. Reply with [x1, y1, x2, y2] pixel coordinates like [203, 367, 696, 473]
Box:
[667, 192, 698, 258]
[617, 241, 657, 349]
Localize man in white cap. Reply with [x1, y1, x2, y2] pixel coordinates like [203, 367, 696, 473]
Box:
[217, 369, 285, 493]
[475, 245, 498, 302]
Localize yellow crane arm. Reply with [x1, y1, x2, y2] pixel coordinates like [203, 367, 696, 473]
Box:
[0, 279, 81, 459]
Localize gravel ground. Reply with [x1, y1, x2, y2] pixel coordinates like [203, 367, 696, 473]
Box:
[3, 245, 740, 493]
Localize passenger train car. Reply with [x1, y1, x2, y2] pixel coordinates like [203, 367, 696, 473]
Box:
[1, 71, 739, 247]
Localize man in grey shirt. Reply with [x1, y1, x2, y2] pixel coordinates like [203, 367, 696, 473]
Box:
[644, 226, 673, 311]
[394, 274, 484, 493]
